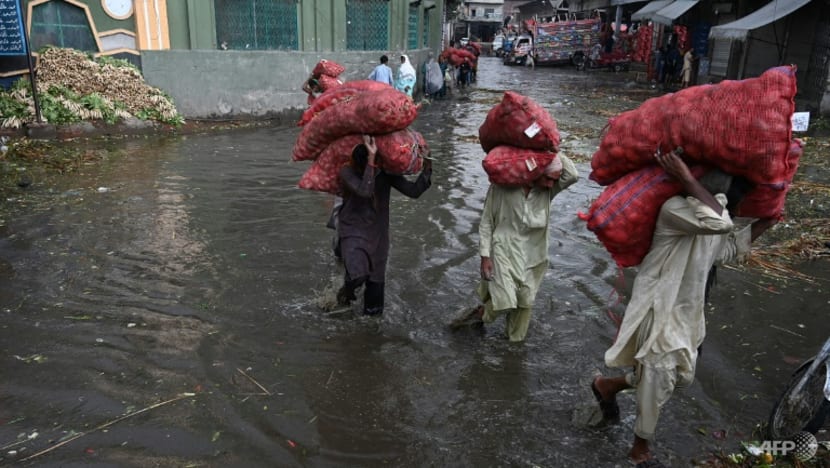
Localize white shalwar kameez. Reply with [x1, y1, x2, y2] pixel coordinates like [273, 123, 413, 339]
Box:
[604, 194, 751, 440]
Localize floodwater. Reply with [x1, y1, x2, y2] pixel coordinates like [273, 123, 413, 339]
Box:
[0, 57, 827, 467]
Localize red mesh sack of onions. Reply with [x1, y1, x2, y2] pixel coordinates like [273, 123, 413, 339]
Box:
[479, 91, 560, 153]
[589, 65, 798, 186]
[578, 164, 707, 268]
[482, 146, 558, 186]
[376, 128, 427, 175]
[297, 135, 363, 194]
[292, 88, 418, 161]
[733, 138, 803, 219]
[298, 80, 392, 127]
[312, 59, 346, 78]
[441, 48, 476, 67]
[316, 74, 343, 92]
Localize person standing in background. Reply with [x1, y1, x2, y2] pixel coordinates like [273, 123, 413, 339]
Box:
[395, 54, 417, 98]
[368, 55, 394, 86]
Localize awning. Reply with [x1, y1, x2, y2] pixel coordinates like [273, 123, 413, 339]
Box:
[631, 0, 673, 21]
[651, 0, 700, 25]
[709, 0, 811, 40]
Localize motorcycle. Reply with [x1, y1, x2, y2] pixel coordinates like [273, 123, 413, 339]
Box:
[767, 336, 830, 439]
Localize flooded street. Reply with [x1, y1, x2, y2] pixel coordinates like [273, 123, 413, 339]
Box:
[0, 57, 828, 467]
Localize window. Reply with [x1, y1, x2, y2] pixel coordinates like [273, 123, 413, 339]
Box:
[408, 4, 419, 50]
[346, 0, 389, 50]
[485, 8, 494, 18]
[30, 0, 97, 52]
[471, 8, 477, 17]
[214, 0, 298, 50]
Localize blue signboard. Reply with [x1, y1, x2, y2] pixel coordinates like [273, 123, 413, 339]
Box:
[0, 0, 26, 56]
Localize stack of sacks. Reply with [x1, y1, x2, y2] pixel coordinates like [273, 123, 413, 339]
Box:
[440, 47, 477, 67]
[478, 91, 560, 186]
[579, 65, 801, 268]
[311, 59, 345, 92]
[632, 24, 653, 63]
[673, 25, 689, 52]
[293, 84, 427, 195]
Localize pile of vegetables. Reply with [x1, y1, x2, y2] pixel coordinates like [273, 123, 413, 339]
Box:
[0, 47, 183, 128]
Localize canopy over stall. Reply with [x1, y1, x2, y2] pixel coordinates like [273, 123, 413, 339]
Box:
[631, 0, 673, 21]
[709, 0, 812, 40]
[651, 0, 700, 26]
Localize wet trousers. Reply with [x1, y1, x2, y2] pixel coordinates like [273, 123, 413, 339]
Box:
[338, 274, 385, 316]
[477, 280, 532, 342]
[482, 302, 532, 342]
[623, 309, 694, 440]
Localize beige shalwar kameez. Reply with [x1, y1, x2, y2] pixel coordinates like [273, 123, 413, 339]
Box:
[478, 155, 578, 342]
[604, 194, 752, 440]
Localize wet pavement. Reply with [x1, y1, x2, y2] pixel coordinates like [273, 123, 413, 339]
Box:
[0, 57, 828, 467]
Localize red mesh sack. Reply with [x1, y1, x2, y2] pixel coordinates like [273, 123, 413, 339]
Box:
[734, 138, 803, 219]
[292, 88, 418, 161]
[312, 59, 346, 78]
[316, 74, 343, 92]
[298, 80, 392, 126]
[482, 146, 558, 186]
[479, 91, 560, 153]
[376, 128, 426, 175]
[297, 135, 363, 194]
[590, 65, 798, 186]
[441, 48, 477, 67]
[578, 165, 707, 268]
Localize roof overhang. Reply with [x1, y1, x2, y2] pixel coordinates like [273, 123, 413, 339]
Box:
[631, 0, 673, 20]
[709, 0, 811, 40]
[651, 0, 700, 25]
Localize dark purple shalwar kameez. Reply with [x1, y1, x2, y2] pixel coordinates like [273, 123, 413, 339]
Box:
[337, 163, 431, 315]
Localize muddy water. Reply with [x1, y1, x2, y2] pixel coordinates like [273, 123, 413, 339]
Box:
[0, 58, 827, 467]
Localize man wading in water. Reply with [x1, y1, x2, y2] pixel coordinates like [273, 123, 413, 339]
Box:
[336, 135, 432, 315]
[591, 149, 777, 467]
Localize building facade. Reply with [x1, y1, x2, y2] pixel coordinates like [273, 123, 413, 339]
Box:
[2, 0, 445, 118]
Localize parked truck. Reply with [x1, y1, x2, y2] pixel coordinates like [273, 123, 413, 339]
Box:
[504, 17, 601, 67]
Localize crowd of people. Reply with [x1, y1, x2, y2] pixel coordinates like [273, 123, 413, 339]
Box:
[298, 54, 780, 468]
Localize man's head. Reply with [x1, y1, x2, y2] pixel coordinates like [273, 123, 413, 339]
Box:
[534, 156, 563, 189]
[380, 55, 388, 64]
[698, 169, 732, 195]
[698, 168, 753, 214]
[351, 143, 369, 170]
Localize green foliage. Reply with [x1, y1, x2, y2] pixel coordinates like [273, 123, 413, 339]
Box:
[38, 93, 80, 125]
[97, 55, 138, 71]
[12, 77, 31, 92]
[136, 107, 185, 126]
[81, 93, 119, 124]
[46, 84, 79, 100]
[0, 93, 30, 119]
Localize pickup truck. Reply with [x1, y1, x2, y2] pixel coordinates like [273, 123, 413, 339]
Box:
[502, 34, 533, 65]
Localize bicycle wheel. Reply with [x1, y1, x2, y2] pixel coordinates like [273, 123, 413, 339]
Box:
[767, 359, 830, 440]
